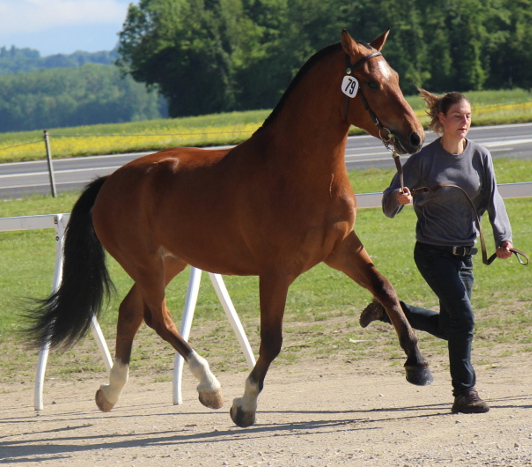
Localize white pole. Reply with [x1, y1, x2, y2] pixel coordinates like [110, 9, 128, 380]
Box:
[173, 267, 203, 405]
[34, 214, 66, 411]
[33, 214, 113, 410]
[209, 273, 255, 369]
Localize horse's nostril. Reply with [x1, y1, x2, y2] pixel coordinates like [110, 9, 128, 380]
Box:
[410, 132, 422, 149]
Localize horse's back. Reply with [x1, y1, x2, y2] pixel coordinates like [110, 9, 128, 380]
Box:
[92, 145, 264, 274]
[91, 138, 355, 276]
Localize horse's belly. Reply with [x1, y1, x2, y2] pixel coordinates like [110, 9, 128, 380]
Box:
[160, 227, 261, 276]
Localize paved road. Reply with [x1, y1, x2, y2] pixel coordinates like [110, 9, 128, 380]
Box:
[1, 123, 532, 199]
[345, 122, 532, 169]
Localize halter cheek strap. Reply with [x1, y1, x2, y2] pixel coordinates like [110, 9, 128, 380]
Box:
[343, 52, 395, 149]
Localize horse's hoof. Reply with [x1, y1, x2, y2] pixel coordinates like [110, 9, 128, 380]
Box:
[95, 389, 115, 412]
[198, 389, 224, 409]
[230, 403, 256, 428]
[405, 365, 434, 386]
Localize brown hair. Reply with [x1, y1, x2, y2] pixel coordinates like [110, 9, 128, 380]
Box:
[418, 88, 470, 135]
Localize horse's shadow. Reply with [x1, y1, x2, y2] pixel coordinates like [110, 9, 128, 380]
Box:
[3, 395, 531, 463]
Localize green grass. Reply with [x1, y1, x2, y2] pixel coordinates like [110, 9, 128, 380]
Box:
[1, 162, 531, 385]
[1, 88, 532, 163]
[0, 110, 271, 163]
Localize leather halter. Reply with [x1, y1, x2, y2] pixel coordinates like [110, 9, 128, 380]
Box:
[343, 51, 395, 149]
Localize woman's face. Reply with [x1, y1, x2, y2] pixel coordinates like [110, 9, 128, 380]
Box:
[439, 100, 472, 141]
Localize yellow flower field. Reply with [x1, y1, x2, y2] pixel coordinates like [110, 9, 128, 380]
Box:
[1, 91, 531, 164]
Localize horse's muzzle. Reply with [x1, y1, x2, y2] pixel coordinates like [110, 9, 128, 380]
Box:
[394, 131, 424, 155]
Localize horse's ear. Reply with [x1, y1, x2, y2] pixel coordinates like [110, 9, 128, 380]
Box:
[370, 29, 390, 51]
[341, 29, 360, 57]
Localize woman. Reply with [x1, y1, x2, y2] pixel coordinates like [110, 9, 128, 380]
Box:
[360, 90, 514, 414]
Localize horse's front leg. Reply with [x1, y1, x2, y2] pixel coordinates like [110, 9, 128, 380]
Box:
[230, 274, 292, 427]
[325, 231, 433, 386]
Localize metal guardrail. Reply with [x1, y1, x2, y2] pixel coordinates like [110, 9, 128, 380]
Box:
[355, 181, 532, 208]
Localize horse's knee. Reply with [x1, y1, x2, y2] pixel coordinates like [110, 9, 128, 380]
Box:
[366, 275, 399, 304]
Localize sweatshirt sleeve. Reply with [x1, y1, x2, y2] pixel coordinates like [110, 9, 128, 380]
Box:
[382, 172, 403, 218]
[382, 154, 421, 218]
[482, 153, 513, 245]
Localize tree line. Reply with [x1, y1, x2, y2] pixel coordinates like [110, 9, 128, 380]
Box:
[2, 0, 531, 132]
[117, 0, 532, 117]
[0, 46, 118, 75]
[0, 64, 167, 133]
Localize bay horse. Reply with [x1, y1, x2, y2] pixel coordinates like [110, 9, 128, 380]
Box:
[26, 30, 432, 428]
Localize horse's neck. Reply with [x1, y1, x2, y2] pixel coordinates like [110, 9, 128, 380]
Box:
[254, 52, 351, 176]
[256, 107, 349, 177]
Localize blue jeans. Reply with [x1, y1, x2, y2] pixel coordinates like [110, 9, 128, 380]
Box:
[401, 242, 476, 396]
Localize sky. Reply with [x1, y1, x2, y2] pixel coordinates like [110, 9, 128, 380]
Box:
[0, 0, 139, 56]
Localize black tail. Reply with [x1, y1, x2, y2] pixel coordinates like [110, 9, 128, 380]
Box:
[25, 176, 114, 349]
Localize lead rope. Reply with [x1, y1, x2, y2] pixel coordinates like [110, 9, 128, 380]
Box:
[391, 151, 404, 191]
[410, 184, 529, 266]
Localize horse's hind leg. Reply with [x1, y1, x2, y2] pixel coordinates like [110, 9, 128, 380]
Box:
[325, 231, 433, 386]
[142, 291, 224, 410]
[96, 284, 144, 412]
[145, 258, 223, 409]
[96, 257, 223, 412]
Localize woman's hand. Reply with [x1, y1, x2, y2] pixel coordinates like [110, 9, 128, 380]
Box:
[396, 187, 413, 205]
[496, 240, 514, 259]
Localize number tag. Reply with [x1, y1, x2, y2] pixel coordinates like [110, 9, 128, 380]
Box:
[341, 75, 359, 98]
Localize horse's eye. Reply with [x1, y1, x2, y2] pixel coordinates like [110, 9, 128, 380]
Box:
[367, 81, 380, 90]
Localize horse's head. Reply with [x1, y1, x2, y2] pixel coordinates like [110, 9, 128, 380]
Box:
[340, 30, 424, 155]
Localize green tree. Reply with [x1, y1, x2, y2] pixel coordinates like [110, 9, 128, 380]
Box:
[231, 0, 345, 110]
[116, 0, 348, 115]
[343, 0, 431, 94]
[116, 0, 532, 115]
[0, 46, 118, 75]
[0, 64, 165, 132]
[117, 0, 244, 117]
[485, 0, 532, 89]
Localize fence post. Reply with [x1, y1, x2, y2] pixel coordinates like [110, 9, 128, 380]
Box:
[43, 130, 57, 197]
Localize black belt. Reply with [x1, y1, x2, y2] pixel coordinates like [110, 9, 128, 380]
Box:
[450, 246, 478, 257]
[419, 243, 477, 257]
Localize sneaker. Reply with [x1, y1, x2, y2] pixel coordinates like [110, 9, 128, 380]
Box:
[359, 300, 386, 328]
[452, 388, 490, 414]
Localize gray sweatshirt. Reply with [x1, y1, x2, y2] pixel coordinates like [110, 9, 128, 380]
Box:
[382, 138, 512, 247]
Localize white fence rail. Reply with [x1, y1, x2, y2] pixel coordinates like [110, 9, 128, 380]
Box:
[0, 214, 255, 411]
[355, 181, 532, 208]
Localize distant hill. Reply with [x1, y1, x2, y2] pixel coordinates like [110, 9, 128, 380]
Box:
[0, 46, 169, 132]
[0, 46, 119, 75]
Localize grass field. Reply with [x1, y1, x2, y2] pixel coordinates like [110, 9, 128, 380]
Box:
[1, 85, 531, 388]
[1, 161, 530, 386]
[0, 88, 531, 163]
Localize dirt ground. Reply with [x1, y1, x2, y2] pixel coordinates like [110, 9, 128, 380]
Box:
[2, 353, 532, 467]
